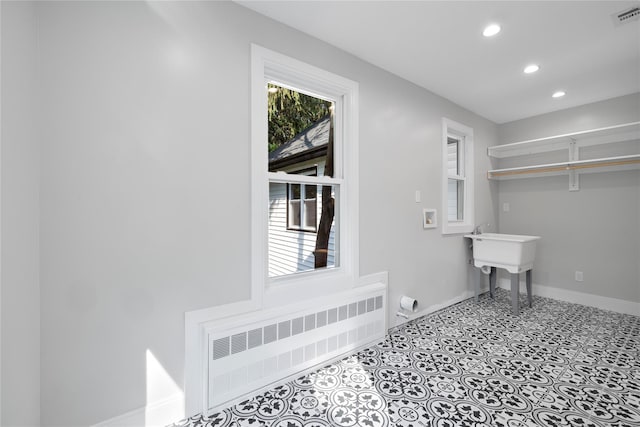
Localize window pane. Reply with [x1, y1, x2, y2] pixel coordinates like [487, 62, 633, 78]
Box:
[290, 184, 301, 200]
[268, 183, 339, 278]
[447, 136, 464, 176]
[289, 200, 301, 227]
[303, 183, 318, 230]
[305, 184, 317, 200]
[447, 179, 464, 221]
[456, 180, 464, 220]
[267, 84, 334, 175]
[304, 199, 317, 229]
[447, 138, 458, 176]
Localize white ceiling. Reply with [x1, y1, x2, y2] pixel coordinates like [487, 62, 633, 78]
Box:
[238, 1, 640, 124]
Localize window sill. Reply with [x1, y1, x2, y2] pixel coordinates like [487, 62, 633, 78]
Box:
[442, 223, 473, 235]
[264, 267, 355, 308]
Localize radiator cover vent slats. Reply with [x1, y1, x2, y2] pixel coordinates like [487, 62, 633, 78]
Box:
[230, 333, 246, 355]
[210, 296, 381, 362]
[263, 324, 277, 344]
[212, 337, 229, 361]
[247, 328, 262, 349]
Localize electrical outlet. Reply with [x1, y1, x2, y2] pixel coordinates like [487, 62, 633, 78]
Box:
[503, 202, 510, 212]
[575, 271, 584, 282]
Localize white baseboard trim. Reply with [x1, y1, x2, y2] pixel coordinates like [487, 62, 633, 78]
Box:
[497, 278, 640, 316]
[91, 394, 184, 427]
[393, 287, 487, 328]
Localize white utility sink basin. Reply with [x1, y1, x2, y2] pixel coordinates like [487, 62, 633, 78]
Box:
[464, 233, 541, 274]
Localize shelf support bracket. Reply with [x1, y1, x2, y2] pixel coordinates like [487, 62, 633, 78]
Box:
[568, 138, 579, 191]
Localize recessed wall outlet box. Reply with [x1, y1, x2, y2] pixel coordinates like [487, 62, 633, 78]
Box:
[423, 208, 437, 229]
[575, 271, 584, 282]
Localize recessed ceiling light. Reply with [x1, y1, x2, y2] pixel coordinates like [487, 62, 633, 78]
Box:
[552, 91, 566, 98]
[524, 64, 540, 74]
[482, 24, 501, 37]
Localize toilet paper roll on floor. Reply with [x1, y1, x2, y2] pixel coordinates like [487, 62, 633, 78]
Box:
[400, 296, 418, 312]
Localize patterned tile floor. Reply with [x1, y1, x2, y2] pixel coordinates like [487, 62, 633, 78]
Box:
[172, 289, 640, 427]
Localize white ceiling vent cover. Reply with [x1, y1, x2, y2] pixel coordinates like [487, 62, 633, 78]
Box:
[612, 7, 640, 26]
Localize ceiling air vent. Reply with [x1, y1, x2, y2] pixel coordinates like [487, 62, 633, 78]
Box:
[612, 7, 640, 26]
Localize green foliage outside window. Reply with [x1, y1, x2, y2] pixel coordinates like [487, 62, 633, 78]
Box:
[267, 84, 332, 152]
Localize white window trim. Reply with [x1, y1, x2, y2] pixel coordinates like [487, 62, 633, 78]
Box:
[251, 45, 359, 307]
[442, 118, 474, 235]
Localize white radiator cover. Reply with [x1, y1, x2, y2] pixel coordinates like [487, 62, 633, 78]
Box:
[200, 282, 387, 414]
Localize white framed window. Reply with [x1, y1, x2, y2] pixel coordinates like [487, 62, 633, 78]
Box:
[287, 168, 318, 232]
[442, 118, 474, 234]
[251, 45, 359, 305]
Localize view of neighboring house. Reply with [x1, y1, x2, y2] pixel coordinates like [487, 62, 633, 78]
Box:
[268, 115, 336, 277]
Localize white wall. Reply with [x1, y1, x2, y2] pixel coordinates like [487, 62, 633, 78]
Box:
[37, 2, 252, 425]
[357, 63, 498, 321]
[4, 1, 497, 425]
[0, 2, 41, 425]
[497, 93, 640, 303]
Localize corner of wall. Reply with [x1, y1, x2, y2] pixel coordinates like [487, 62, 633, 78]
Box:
[1, 1, 42, 425]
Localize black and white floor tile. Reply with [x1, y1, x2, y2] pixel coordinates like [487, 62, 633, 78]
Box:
[171, 289, 640, 427]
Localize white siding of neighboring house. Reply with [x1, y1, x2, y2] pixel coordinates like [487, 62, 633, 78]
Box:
[268, 160, 336, 277]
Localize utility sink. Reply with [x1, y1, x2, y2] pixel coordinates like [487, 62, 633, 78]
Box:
[464, 233, 541, 274]
[465, 233, 541, 315]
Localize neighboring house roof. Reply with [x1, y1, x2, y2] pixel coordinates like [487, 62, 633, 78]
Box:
[268, 115, 329, 171]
